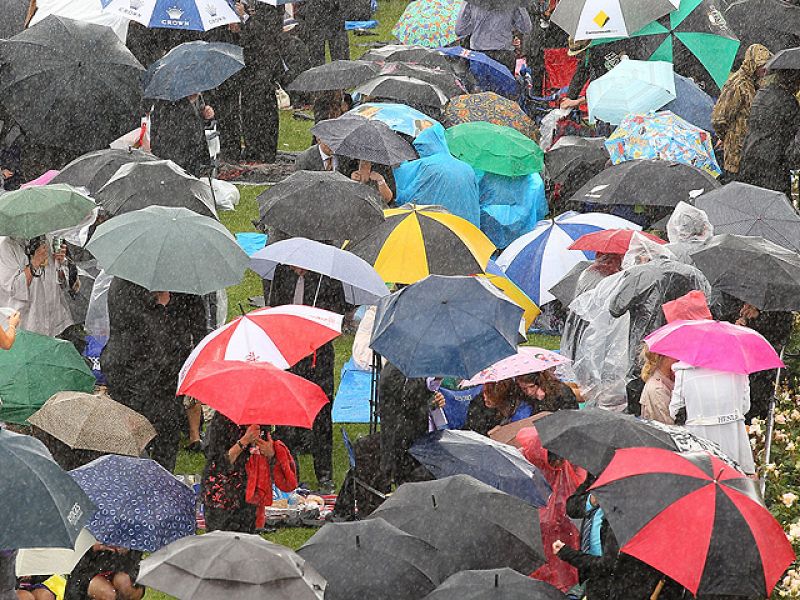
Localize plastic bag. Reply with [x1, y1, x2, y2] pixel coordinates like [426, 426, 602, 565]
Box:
[539, 108, 571, 151]
[211, 179, 240, 211]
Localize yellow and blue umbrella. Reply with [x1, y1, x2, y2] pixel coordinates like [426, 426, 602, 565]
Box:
[346, 102, 440, 138]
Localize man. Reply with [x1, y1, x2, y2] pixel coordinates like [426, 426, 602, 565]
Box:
[523, 0, 568, 96]
[150, 94, 213, 177]
[296, 0, 350, 67]
[455, 1, 532, 74]
[294, 140, 353, 173]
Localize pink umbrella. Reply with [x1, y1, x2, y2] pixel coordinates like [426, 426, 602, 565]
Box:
[460, 346, 569, 386]
[21, 170, 59, 188]
[644, 319, 784, 375]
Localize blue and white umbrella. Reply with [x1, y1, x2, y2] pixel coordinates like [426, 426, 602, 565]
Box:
[496, 211, 640, 305]
[102, 0, 239, 31]
[586, 60, 676, 125]
[70, 456, 196, 552]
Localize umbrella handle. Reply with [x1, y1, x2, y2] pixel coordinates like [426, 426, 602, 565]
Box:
[761, 345, 785, 498]
[650, 579, 665, 600]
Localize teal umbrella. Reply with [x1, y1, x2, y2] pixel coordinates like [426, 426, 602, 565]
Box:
[0, 184, 96, 239]
[445, 122, 544, 177]
[586, 59, 676, 124]
[0, 330, 95, 424]
[391, 0, 463, 48]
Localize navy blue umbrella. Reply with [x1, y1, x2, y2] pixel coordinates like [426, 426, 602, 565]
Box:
[663, 73, 715, 134]
[70, 456, 196, 552]
[437, 46, 517, 98]
[410, 430, 552, 507]
[370, 275, 523, 379]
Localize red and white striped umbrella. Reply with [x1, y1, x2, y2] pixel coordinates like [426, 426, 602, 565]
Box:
[178, 305, 343, 388]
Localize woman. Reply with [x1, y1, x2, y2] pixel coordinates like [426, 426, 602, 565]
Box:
[482, 379, 529, 424]
[350, 160, 393, 204]
[638, 349, 676, 424]
[0, 311, 19, 350]
[202, 413, 297, 533]
[516, 370, 578, 413]
[64, 544, 143, 600]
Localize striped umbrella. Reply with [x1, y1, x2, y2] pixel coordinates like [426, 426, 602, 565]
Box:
[392, 0, 463, 48]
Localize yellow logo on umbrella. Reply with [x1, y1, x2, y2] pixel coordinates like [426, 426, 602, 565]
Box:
[593, 10, 610, 27]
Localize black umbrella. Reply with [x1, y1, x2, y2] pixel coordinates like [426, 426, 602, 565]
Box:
[378, 62, 464, 98]
[297, 518, 443, 600]
[568, 159, 720, 208]
[256, 170, 385, 242]
[94, 160, 217, 219]
[366, 475, 545, 576]
[544, 144, 609, 206]
[765, 46, 800, 70]
[723, 0, 800, 62]
[311, 115, 418, 166]
[0, 16, 144, 152]
[422, 568, 567, 600]
[51, 148, 160, 195]
[547, 260, 592, 307]
[0, 0, 27, 40]
[693, 182, 800, 253]
[362, 45, 452, 70]
[355, 75, 449, 108]
[690, 233, 800, 311]
[286, 60, 379, 92]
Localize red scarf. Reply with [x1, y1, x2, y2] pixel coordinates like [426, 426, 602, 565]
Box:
[245, 440, 298, 529]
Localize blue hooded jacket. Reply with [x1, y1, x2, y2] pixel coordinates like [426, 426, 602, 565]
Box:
[477, 170, 547, 250]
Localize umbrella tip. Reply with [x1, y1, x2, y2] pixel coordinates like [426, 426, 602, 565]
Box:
[431, 494, 437, 508]
[356, 535, 360, 548]
[495, 573, 499, 587]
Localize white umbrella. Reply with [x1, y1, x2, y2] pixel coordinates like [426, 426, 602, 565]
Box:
[16, 529, 97, 577]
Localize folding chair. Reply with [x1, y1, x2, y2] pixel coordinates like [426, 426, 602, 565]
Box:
[332, 428, 387, 520]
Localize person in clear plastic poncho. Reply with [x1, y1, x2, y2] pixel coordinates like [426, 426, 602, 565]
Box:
[664, 201, 714, 265]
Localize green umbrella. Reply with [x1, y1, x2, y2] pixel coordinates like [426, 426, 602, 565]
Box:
[0, 184, 96, 239]
[444, 122, 544, 177]
[0, 330, 95, 424]
[85, 205, 249, 294]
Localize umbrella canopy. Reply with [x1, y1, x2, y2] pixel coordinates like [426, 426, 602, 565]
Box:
[569, 228, 666, 254]
[311, 115, 418, 166]
[177, 359, 330, 427]
[50, 148, 160, 195]
[138, 531, 326, 600]
[547, 260, 592, 306]
[70, 455, 196, 552]
[100, 0, 239, 31]
[0, 16, 144, 151]
[367, 475, 545, 575]
[543, 141, 609, 202]
[249, 237, 389, 305]
[410, 430, 553, 507]
[297, 519, 443, 600]
[422, 568, 567, 600]
[392, 0, 463, 49]
[0, 0, 27, 39]
[723, 0, 800, 61]
[693, 182, 800, 253]
[28, 391, 157, 457]
[443, 92, 537, 139]
[590, 448, 795, 597]
[0, 429, 94, 550]
[461, 346, 570, 386]
[0, 184, 96, 238]
[95, 160, 217, 219]
[551, 0, 678, 40]
[377, 62, 464, 98]
[689, 233, 800, 311]
[85, 205, 248, 295]
[255, 170, 384, 242]
[478, 260, 541, 330]
[349, 205, 496, 285]
[0, 331, 95, 424]
[586, 60, 676, 125]
[362, 44, 452, 70]
[144, 41, 245, 101]
[605, 111, 721, 176]
[437, 47, 517, 98]
[286, 60, 379, 92]
[370, 275, 523, 379]
[662, 72, 715, 132]
[445, 122, 544, 177]
[346, 102, 441, 137]
[354, 75, 449, 108]
[496, 211, 641, 305]
[15, 529, 97, 577]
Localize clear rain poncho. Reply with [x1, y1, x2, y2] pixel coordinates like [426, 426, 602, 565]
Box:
[664, 201, 714, 264]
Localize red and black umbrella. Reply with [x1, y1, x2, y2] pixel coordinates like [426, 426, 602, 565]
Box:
[590, 447, 795, 597]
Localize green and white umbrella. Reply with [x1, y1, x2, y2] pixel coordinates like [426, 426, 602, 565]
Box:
[0, 184, 95, 239]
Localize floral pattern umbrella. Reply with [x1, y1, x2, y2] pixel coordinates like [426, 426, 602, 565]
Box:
[443, 92, 538, 140]
[392, 0, 463, 48]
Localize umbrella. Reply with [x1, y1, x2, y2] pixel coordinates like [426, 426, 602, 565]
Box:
[144, 41, 245, 101]
[392, 0, 463, 48]
[85, 205, 248, 295]
[354, 75, 449, 108]
[445, 122, 544, 177]
[478, 260, 541, 330]
[543, 142, 609, 203]
[50, 148, 160, 195]
[0, 184, 96, 238]
[0, 429, 94, 550]
[177, 359, 329, 427]
[370, 275, 523, 379]
[346, 102, 441, 137]
[422, 568, 567, 600]
[589, 448, 795, 597]
[286, 60, 379, 92]
[569, 228, 666, 254]
[348, 205, 496, 285]
[586, 60, 676, 125]
[377, 62, 465, 98]
[362, 44, 452, 70]
[410, 430, 553, 507]
[0, 331, 95, 424]
[488, 413, 552, 448]
[662, 72, 715, 133]
[693, 182, 800, 253]
[94, 160, 217, 219]
[70, 455, 196, 552]
[249, 237, 389, 305]
[27, 391, 157, 457]
[551, 0, 678, 40]
[605, 111, 721, 177]
[443, 92, 537, 139]
[311, 115, 418, 166]
[297, 519, 443, 600]
[138, 531, 326, 600]
[255, 170, 384, 242]
[547, 260, 592, 306]
[533, 408, 677, 475]
[639, 419, 745, 470]
[461, 346, 569, 386]
[723, 0, 800, 62]
[367, 474, 545, 575]
[437, 47, 517, 98]
[100, 0, 239, 31]
[0, 0, 27, 39]
[496, 211, 641, 305]
[568, 159, 719, 208]
[178, 305, 342, 387]
[15, 529, 97, 577]
[0, 16, 144, 151]
[689, 233, 800, 311]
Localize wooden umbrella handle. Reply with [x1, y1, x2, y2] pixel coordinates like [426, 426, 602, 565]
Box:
[650, 579, 666, 600]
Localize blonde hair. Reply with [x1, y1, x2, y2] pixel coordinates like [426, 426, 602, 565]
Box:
[640, 348, 663, 382]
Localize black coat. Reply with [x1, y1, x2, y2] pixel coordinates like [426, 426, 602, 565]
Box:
[150, 99, 209, 177]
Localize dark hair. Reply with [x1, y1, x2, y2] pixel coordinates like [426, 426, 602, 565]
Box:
[517, 369, 562, 399]
[483, 379, 528, 418]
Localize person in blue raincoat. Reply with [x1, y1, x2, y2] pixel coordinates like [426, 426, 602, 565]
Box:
[477, 170, 547, 249]
[393, 124, 481, 227]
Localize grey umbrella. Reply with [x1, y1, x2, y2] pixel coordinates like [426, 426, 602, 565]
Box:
[765, 46, 800, 70]
[311, 115, 418, 166]
[286, 60, 379, 92]
[138, 530, 325, 600]
[0, 0, 27, 40]
[51, 148, 160, 195]
[422, 568, 567, 600]
[362, 44, 453, 70]
[548, 260, 592, 306]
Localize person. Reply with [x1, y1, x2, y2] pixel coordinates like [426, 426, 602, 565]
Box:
[0, 113, 23, 192]
[516, 370, 578, 413]
[638, 349, 676, 424]
[523, 0, 568, 96]
[296, 0, 350, 67]
[350, 160, 393, 204]
[294, 140, 352, 174]
[560, 38, 628, 112]
[0, 551, 16, 600]
[63, 544, 143, 600]
[711, 44, 772, 179]
[664, 201, 714, 265]
[202, 413, 297, 533]
[15, 577, 55, 600]
[150, 94, 213, 177]
[481, 379, 528, 424]
[0, 311, 19, 350]
[455, 2, 532, 74]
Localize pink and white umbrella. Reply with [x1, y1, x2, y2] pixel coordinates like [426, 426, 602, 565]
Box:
[461, 346, 569, 386]
[178, 305, 342, 388]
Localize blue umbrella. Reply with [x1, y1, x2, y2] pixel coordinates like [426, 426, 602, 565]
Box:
[346, 102, 441, 137]
[586, 60, 676, 125]
[437, 46, 517, 97]
[663, 73, 715, 134]
[70, 456, 195, 552]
